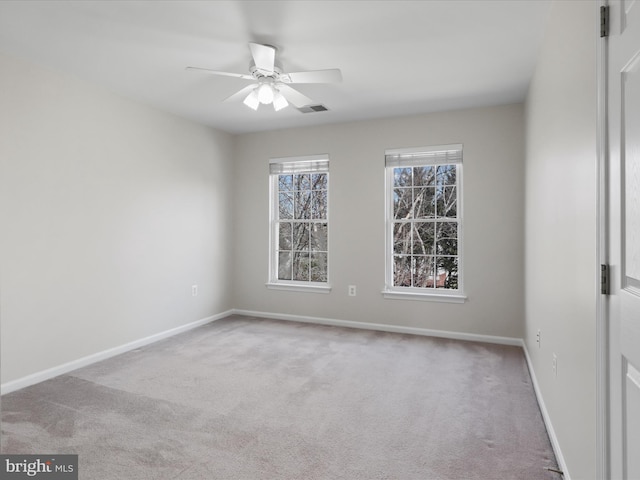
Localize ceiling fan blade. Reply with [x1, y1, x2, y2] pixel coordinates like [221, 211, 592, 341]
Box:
[249, 42, 276, 74]
[185, 66, 254, 80]
[223, 84, 258, 102]
[281, 69, 343, 84]
[276, 84, 315, 108]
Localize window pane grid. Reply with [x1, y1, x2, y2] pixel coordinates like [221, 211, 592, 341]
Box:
[390, 162, 460, 291]
[274, 170, 328, 284]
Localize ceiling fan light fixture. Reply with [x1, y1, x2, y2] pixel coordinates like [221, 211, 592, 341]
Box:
[243, 90, 260, 110]
[187, 42, 342, 112]
[273, 91, 289, 111]
[257, 83, 275, 104]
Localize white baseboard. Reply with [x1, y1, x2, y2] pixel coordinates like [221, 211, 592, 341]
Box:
[0, 310, 232, 395]
[522, 342, 571, 480]
[231, 309, 522, 346]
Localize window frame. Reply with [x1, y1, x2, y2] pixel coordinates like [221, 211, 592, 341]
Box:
[382, 144, 466, 303]
[266, 154, 331, 294]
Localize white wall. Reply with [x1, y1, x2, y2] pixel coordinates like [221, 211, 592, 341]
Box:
[524, 1, 597, 479]
[0, 52, 234, 385]
[233, 104, 525, 339]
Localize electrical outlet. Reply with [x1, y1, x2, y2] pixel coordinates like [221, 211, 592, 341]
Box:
[192, 285, 198, 297]
[536, 329, 541, 348]
[552, 354, 557, 377]
[348, 285, 356, 296]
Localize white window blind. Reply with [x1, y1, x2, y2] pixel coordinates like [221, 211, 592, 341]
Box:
[385, 144, 463, 167]
[269, 155, 329, 175]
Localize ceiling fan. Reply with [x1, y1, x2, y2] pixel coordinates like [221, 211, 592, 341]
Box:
[186, 42, 342, 112]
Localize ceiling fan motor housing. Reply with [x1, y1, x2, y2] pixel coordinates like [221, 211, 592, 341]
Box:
[250, 63, 283, 80]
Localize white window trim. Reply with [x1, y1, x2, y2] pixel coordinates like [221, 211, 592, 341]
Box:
[267, 154, 331, 293]
[381, 289, 466, 303]
[265, 282, 332, 294]
[382, 144, 466, 302]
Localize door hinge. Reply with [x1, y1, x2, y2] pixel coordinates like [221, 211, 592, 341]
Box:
[601, 264, 610, 295]
[601, 5, 610, 37]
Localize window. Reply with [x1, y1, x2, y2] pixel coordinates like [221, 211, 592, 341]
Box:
[268, 155, 330, 293]
[383, 145, 465, 302]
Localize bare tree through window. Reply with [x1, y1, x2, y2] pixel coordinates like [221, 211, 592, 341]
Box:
[386, 145, 461, 293]
[392, 164, 458, 289]
[271, 159, 328, 284]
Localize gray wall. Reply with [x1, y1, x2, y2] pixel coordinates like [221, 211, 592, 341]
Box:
[524, 1, 597, 479]
[0, 51, 235, 384]
[233, 104, 526, 339]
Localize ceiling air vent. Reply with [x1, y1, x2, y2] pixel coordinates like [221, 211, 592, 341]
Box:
[297, 104, 329, 113]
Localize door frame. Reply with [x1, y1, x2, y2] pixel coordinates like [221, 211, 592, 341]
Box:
[596, 0, 609, 478]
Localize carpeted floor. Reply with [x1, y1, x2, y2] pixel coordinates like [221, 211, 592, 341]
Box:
[1, 315, 560, 479]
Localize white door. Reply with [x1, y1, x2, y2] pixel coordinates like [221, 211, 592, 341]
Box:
[608, 1, 640, 479]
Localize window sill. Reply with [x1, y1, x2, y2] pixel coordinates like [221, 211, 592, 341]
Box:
[266, 282, 332, 294]
[381, 289, 467, 303]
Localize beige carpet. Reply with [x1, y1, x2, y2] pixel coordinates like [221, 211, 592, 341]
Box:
[1, 315, 559, 479]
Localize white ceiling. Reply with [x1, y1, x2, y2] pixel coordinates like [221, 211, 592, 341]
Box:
[0, 1, 551, 134]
